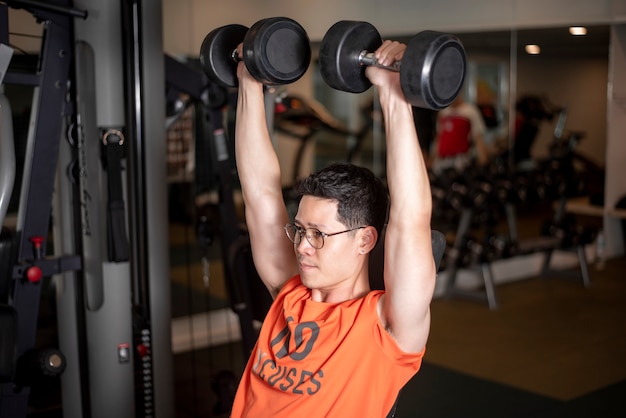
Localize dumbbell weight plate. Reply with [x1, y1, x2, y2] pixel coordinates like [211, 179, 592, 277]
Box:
[319, 21, 383, 93]
[400, 31, 466, 110]
[243, 17, 312, 86]
[200, 24, 249, 87]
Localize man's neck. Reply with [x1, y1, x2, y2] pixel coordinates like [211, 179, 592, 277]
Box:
[309, 279, 370, 303]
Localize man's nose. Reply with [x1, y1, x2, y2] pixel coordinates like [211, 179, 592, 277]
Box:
[296, 235, 314, 253]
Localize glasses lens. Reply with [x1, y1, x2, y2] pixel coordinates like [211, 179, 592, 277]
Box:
[285, 224, 325, 249]
[307, 229, 324, 249]
[285, 224, 297, 243]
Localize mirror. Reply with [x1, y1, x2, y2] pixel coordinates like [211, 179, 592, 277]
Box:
[455, 30, 512, 159]
[513, 25, 609, 169]
[456, 25, 610, 167]
[309, 25, 610, 156]
[306, 30, 515, 176]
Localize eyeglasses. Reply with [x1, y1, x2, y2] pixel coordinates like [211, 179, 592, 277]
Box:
[284, 223, 365, 249]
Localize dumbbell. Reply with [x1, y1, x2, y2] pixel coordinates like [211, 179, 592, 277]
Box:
[200, 17, 311, 88]
[318, 21, 466, 110]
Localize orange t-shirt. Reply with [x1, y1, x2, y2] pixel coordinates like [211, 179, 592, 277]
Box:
[230, 276, 425, 417]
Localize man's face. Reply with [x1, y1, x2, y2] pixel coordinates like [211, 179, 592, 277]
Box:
[293, 196, 362, 291]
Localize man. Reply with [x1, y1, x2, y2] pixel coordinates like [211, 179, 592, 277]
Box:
[230, 39, 436, 417]
[430, 93, 489, 173]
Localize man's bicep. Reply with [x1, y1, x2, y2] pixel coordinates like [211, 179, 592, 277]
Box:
[380, 225, 436, 352]
[246, 205, 298, 298]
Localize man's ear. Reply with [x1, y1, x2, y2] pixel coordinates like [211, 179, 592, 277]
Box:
[360, 226, 378, 254]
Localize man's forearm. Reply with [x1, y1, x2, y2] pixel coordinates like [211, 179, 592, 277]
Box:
[381, 94, 432, 222]
[235, 83, 283, 203]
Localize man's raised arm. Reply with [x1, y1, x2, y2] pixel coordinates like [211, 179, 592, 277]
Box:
[234, 61, 298, 298]
[367, 41, 437, 353]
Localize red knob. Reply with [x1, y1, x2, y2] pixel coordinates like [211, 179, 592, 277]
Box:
[29, 236, 45, 259]
[275, 102, 287, 113]
[30, 236, 45, 248]
[26, 266, 42, 283]
[137, 344, 150, 358]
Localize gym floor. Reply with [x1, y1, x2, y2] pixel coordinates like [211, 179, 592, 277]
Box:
[170, 209, 626, 418]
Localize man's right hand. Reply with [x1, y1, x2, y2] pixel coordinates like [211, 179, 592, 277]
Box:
[236, 44, 262, 88]
[365, 40, 406, 102]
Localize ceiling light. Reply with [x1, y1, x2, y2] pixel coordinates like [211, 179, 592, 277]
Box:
[525, 44, 541, 55]
[569, 26, 587, 36]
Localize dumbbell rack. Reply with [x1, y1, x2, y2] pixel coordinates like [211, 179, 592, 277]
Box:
[443, 207, 499, 309]
[517, 197, 591, 287]
[443, 196, 593, 310]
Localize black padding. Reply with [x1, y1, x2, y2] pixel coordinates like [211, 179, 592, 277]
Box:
[0, 304, 17, 382]
[0, 228, 16, 382]
[0, 227, 15, 304]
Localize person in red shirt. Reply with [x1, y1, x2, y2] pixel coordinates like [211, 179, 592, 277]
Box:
[231, 39, 436, 417]
[430, 94, 489, 173]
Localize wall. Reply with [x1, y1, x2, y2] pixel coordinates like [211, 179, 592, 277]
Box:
[6, 8, 42, 52]
[517, 56, 608, 165]
[162, 0, 626, 56]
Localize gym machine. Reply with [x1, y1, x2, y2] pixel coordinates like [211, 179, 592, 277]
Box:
[164, 52, 273, 359]
[1, 1, 173, 417]
[1, 2, 84, 416]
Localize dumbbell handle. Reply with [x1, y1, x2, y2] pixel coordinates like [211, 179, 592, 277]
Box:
[231, 49, 242, 63]
[358, 51, 402, 72]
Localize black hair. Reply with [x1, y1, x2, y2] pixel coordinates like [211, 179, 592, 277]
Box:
[295, 162, 389, 240]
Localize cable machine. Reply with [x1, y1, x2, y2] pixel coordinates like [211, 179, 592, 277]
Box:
[0, 1, 173, 417]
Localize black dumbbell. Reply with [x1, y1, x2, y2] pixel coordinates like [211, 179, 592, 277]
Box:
[200, 17, 311, 88]
[318, 21, 466, 110]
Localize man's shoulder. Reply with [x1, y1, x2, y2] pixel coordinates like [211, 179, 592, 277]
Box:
[277, 274, 304, 297]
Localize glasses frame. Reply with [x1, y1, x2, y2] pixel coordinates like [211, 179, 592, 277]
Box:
[284, 223, 365, 249]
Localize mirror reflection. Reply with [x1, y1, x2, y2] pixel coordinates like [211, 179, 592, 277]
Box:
[296, 26, 609, 204]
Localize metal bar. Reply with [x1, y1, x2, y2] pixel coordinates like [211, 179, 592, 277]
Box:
[124, 0, 149, 314]
[359, 51, 401, 71]
[122, 1, 157, 416]
[481, 263, 499, 310]
[164, 54, 207, 101]
[577, 244, 591, 287]
[13, 11, 72, 348]
[1, 4, 73, 417]
[2, 72, 41, 86]
[4, 0, 87, 19]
